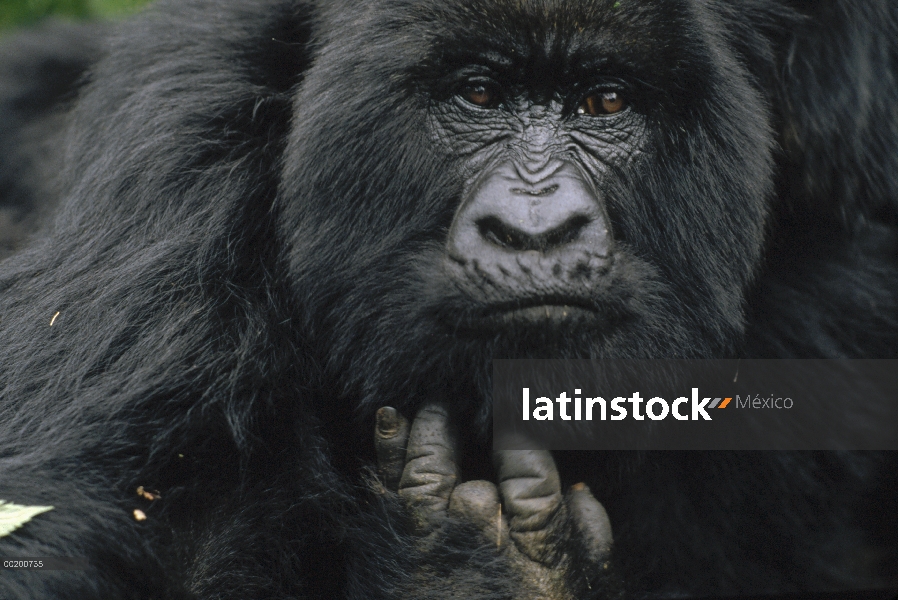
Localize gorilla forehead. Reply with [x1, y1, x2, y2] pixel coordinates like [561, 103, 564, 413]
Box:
[316, 0, 713, 91]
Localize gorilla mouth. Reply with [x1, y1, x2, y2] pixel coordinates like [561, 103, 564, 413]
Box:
[477, 296, 605, 327]
[489, 296, 597, 314]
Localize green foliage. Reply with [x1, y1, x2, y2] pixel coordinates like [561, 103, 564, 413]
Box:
[87, 0, 150, 18]
[0, 0, 150, 30]
[0, 501, 54, 538]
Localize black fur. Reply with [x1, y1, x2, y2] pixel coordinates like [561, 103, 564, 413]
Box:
[0, 0, 895, 598]
[0, 20, 104, 260]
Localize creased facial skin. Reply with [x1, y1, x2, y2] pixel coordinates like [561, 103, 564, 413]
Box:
[0, 0, 895, 598]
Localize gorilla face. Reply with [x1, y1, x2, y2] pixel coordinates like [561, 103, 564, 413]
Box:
[280, 0, 776, 416]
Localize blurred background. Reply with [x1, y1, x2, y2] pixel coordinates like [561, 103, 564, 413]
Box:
[0, 0, 150, 31]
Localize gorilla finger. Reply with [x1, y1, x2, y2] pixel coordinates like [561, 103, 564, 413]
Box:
[494, 449, 562, 531]
[374, 406, 410, 491]
[398, 402, 459, 518]
[448, 480, 507, 546]
[567, 483, 613, 563]
[494, 449, 563, 563]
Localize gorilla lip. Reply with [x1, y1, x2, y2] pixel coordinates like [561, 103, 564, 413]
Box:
[479, 296, 603, 325]
[493, 304, 597, 324]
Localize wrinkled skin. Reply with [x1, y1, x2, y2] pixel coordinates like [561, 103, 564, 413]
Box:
[375, 404, 614, 598]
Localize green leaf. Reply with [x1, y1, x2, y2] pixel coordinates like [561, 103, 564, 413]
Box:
[0, 501, 54, 538]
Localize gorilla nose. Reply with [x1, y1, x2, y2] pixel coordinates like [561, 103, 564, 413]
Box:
[447, 162, 612, 286]
[476, 206, 591, 254]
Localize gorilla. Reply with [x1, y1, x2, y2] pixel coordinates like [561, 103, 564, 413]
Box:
[0, 0, 896, 598]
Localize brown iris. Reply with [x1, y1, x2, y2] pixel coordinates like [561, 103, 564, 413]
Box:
[462, 83, 498, 108]
[578, 91, 625, 116]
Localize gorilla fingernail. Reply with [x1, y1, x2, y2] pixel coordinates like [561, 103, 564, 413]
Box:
[376, 406, 402, 438]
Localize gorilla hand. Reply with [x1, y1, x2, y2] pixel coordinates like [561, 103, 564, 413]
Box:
[374, 404, 616, 599]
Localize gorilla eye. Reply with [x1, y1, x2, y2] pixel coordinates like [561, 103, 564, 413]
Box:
[578, 91, 626, 116]
[461, 83, 500, 108]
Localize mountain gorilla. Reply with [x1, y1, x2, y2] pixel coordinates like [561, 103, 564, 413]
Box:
[0, 0, 896, 598]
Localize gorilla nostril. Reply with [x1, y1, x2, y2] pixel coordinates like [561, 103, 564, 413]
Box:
[478, 216, 523, 250]
[542, 214, 590, 248]
[477, 214, 591, 253]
